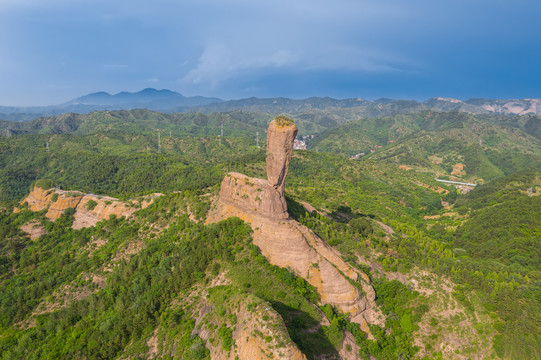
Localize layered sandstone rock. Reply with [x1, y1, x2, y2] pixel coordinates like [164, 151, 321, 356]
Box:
[189, 289, 307, 360]
[218, 172, 288, 219]
[72, 195, 143, 230]
[19, 186, 83, 219]
[214, 116, 297, 221]
[19, 186, 159, 229]
[207, 200, 383, 329]
[233, 299, 307, 360]
[207, 116, 384, 334]
[266, 116, 298, 190]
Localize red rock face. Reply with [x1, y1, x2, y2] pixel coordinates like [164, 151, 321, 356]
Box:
[215, 116, 297, 221]
[219, 173, 288, 220]
[208, 116, 385, 336]
[266, 117, 298, 190]
[19, 186, 159, 228]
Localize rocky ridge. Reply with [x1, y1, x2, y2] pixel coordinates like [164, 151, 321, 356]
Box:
[207, 117, 384, 340]
[18, 186, 158, 229]
[187, 286, 308, 360]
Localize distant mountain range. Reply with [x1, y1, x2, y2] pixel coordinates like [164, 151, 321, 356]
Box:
[66, 88, 222, 110]
[0, 89, 222, 122]
[189, 96, 541, 116]
[1, 88, 540, 122]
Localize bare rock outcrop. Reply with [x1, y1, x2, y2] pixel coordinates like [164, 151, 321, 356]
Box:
[20, 220, 47, 240]
[228, 296, 307, 360]
[73, 195, 156, 230]
[218, 172, 289, 219]
[20, 186, 82, 219]
[215, 116, 297, 221]
[207, 116, 384, 336]
[339, 331, 363, 360]
[266, 116, 298, 190]
[19, 186, 159, 229]
[185, 282, 307, 360]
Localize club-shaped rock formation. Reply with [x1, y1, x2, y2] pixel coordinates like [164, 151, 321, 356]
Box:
[266, 116, 298, 190]
[207, 117, 383, 348]
[216, 117, 297, 220]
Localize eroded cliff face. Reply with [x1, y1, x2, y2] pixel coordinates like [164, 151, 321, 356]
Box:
[218, 173, 289, 219]
[19, 186, 158, 229]
[207, 199, 383, 332]
[21, 186, 81, 218]
[266, 116, 298, 190]
[190, 289, 307, 360]
[207, 117, 384, 338]
[481, 98, 541, 115]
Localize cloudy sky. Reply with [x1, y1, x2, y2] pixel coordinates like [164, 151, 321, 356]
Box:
[1, 0, 540, 105]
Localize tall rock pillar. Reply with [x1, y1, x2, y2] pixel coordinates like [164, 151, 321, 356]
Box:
[209, 116, 297, 220]
[266, 116, 298, 191]
[207, 116, 384, 335]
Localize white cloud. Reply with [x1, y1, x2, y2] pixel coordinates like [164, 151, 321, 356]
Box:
[174, 0, 420, 92]
[181, 40, 412, 91]
[182, 44, 301, 86]
[2, 0, 539, 102]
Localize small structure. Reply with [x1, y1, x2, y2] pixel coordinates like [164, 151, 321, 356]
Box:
[293, 138, 306, 150]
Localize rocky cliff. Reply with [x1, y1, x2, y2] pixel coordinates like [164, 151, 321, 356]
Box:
[218, 173, 289, 220]
[19, 186, 158, 229]
[266, 116, 298, 190]
[207, 117, 384, 342]
[187, 287, 307, 360]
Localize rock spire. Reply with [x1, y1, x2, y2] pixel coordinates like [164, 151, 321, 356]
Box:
[207, 116, 384, 340]
[266, 116, 298, 190]
[211, 116, 297, 220]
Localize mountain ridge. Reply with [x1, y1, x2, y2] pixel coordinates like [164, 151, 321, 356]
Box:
[1, 89, 541, 123]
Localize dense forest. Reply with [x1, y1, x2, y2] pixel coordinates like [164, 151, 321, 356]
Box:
[0, 109, 539, 359]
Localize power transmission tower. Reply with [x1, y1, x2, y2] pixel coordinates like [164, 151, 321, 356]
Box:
[529, 187, 533, 197]
[219, 121, 224, 144]
[46, 141, 49, 153]
[256, 131, 260, 148]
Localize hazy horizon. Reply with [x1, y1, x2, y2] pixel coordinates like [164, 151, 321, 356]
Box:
[3, 87, 541, 109]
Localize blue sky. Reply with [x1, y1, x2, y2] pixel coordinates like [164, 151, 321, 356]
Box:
[1, 0, 541, 105]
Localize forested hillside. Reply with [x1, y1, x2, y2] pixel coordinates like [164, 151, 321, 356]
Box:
[0, 110, 539, 359]
[309, 111, 541, 183]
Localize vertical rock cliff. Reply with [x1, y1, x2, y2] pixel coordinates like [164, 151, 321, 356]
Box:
[266, 116, 298, 190]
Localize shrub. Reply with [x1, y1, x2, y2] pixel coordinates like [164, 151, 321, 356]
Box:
[34, 178, 54, 189]
[86, 200, 98, 211]
[218, 325, 233, 351]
